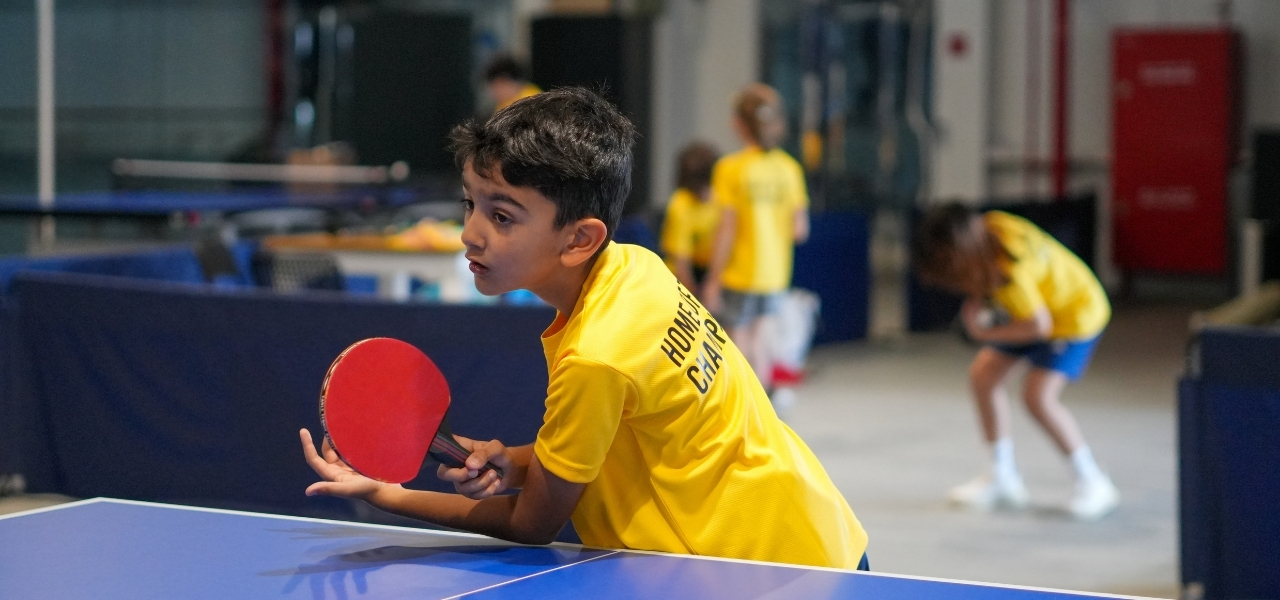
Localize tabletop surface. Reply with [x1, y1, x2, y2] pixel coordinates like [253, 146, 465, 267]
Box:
[0, 498, 1157, 600]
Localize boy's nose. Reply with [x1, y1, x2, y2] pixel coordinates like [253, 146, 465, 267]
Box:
[460, 217, 483, 251]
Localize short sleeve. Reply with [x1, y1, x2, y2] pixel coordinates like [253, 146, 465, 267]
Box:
[660, 193, 693, 259]
[534, 356, 634, 484]
[711, 157, 745, 211]
[788, 158, 809, 211]
[991, 266, 1046, 322]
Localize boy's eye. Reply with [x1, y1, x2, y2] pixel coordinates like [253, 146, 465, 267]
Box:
[492, 211, 512, 225]
[460, 198, 474, 211]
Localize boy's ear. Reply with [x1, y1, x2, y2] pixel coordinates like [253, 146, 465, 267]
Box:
[560, 217, 608, 267]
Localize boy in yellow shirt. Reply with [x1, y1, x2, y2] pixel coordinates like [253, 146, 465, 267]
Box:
[300, 88, 869, 569]
[660, 141, 720, 291]
[914, 203, 1119, 521]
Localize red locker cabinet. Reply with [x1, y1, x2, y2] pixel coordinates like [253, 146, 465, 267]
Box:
[1112, 29, 1240, 275]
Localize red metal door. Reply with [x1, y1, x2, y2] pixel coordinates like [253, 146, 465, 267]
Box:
[1112, 29, 1239, 274]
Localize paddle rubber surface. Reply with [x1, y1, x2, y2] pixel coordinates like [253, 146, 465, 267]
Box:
[320, 338, 448, 483]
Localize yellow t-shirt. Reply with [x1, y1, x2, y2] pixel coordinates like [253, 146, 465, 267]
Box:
[495, 83, 542, 112]
[985, 211, 1110, 340]
[660, 188, 719, 270]
[535, 243, 867, 569]
[711, 146, 809, 293]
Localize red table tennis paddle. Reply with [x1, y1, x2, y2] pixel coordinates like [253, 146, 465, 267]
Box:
[319, 337, 503, 484]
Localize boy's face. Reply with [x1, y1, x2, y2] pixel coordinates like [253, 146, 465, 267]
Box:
[460, 160, 568, 297]
[486, 77, 522, 106]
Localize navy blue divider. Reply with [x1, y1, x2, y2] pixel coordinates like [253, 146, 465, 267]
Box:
[0, 297, 20, 475]
[1180, 327, 1280, 600]
[908, 194, 1097, 332]
[0, 246, 213, 476]
[613, 214, 660, 254]
[1198, 327, 1280, 390]
[9, 272, 555, 523]
[793, 211, 870, 344]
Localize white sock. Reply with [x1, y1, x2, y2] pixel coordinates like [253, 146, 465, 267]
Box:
[991, 438, 1019, 483]
[1070, 445, 1105, 482]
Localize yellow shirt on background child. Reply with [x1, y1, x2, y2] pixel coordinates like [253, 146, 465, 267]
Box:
[711, 146, 809, 294]
[985, 211, 1110, 340]
[535, 243, 867, 569]
[659, 188, 719, 271]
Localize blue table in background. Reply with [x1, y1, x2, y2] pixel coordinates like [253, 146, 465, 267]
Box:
[0, 189, 419, 216]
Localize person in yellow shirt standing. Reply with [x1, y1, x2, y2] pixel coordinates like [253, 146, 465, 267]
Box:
[913, 203, 1120, 521]
[484, 53, 541, 113]
[660, 141, 720, 292]
[703, 83, 810, 393]
[300, 88, 869, 570]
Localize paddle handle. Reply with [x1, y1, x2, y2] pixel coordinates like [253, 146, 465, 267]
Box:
[429, 431, 505, 479]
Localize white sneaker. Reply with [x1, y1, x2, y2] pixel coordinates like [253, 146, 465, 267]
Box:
[947, 474, 1030, 510]
[1069, 475, 1120, 521]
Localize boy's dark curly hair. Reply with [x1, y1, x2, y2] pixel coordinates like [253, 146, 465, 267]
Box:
[449, 87, 636, 244]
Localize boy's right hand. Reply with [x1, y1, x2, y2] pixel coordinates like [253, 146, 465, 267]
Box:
[436, 436, 516, 500]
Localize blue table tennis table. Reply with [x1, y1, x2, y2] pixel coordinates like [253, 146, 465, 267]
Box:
[0, 498, 1154, 600]
[0, 189, 420, 217]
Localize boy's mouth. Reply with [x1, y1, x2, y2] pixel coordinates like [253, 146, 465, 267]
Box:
[468, 260, 489, 276]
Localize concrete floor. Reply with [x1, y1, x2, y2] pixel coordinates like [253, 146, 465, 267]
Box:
[789, 302, 1190, 599]
[0, 494, 76, 518]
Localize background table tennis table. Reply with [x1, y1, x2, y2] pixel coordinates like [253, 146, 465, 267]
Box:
[0, 498, 1156, 600]
[0, 189, 419, 216]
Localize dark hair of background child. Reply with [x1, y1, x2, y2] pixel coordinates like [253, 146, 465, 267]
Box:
[676, 142, 719, 193]
[484, 53, 528, 82]
[913, 202, 1014, 292]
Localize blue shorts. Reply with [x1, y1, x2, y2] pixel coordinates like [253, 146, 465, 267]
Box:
[991, 335, 1102, 381]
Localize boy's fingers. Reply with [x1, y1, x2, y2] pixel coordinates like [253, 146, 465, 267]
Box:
[300, 428, 316, 450]
[305, 482, 329, 496]
[452, 434, 476, 452]
[481, 474, 500, 496]
[300, 430, 349, 481]
[467, 440, 509, 470]
[450, 470, 500, 499]
[306, 482, 350, 497]
[464, 446, 494, 470]
[436, 464, 474, 483]
[300, 430, 328, 471]
[320, 437, 341, 464]
[455, 473, 488, 495]
[435, 463, 465, 481]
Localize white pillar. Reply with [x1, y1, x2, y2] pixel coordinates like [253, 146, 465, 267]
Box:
[650, 0, 704, 207]
[650, 0, 759, 208]
[930, 0, 991, 203]
[694, 0, 760, 154]
[37, 0, 55, 208]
